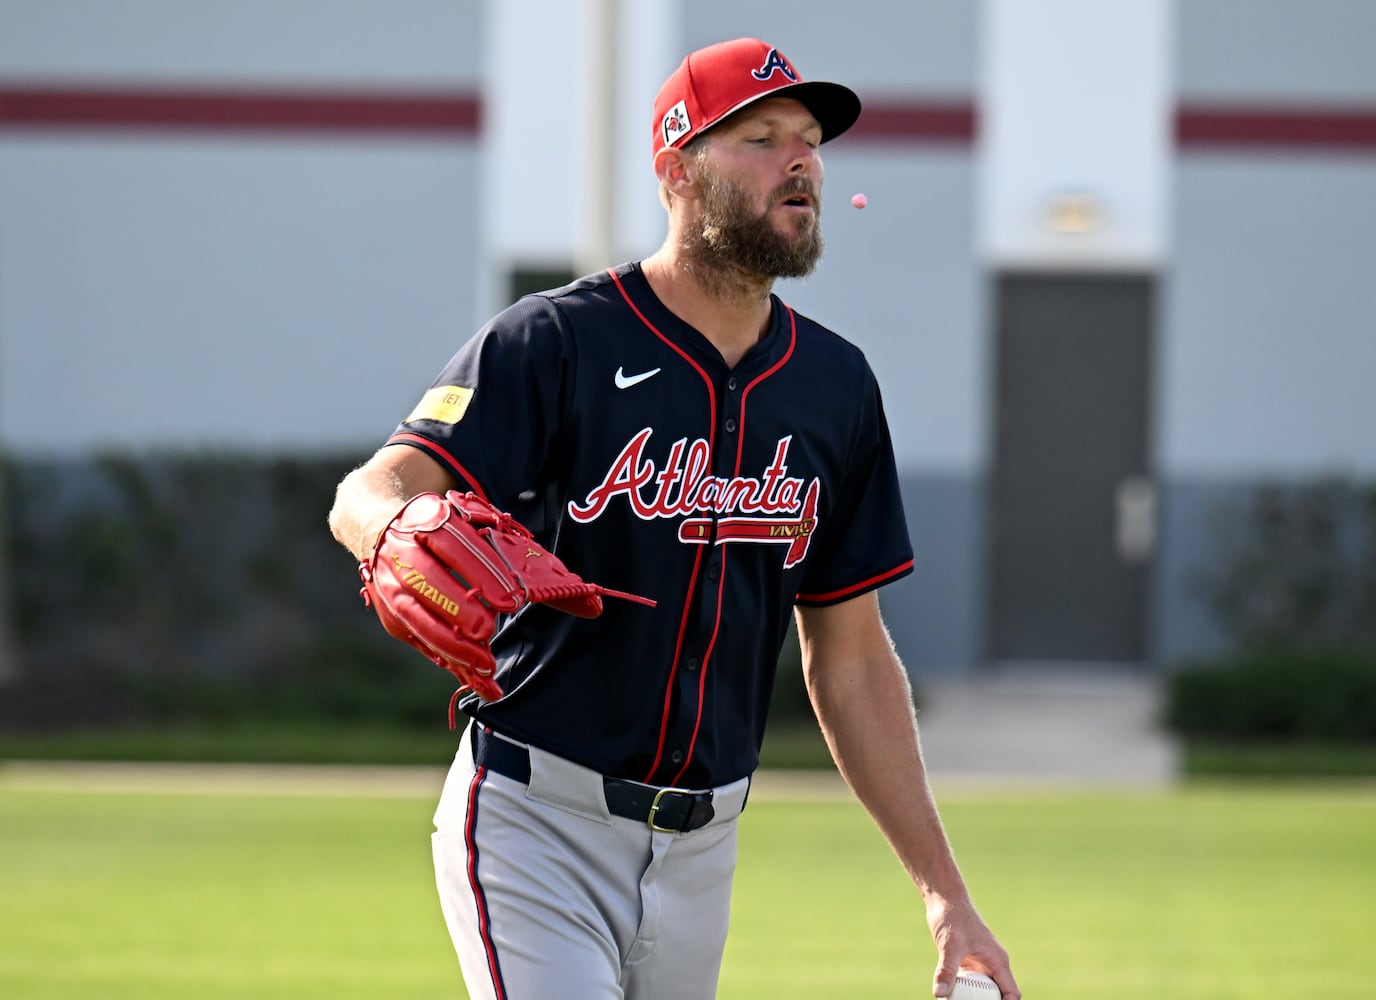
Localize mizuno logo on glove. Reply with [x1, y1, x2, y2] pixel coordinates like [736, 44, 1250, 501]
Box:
[392, 555, 462, 617]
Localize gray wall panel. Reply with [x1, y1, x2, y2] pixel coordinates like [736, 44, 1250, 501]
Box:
[1151, 478, 1238, 664]
[1161, 158, 1376, 476]
[681, 0, 979, 92]
[0, 0, 482, 84]
[881, 473, 985, 673]
[1176, 0, 1376, 100]
[779, 151, 984, 472]
[0, 139, 483, 454]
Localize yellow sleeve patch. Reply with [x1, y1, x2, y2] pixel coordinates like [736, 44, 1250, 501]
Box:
[404, 385, 474, 425]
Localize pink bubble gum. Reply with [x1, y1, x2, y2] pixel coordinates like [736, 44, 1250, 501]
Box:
[850, 193, 867, 209]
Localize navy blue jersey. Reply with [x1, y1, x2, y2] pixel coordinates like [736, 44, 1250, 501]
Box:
[388, 262, 913, 787]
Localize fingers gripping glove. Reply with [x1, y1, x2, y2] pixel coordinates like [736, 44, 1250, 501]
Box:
[358, 491, 654, 702]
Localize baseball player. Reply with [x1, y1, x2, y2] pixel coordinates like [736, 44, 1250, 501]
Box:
[329, 37, 1019, 1000]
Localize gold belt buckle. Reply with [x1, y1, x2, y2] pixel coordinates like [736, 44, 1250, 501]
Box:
[647, 786, 691, 833]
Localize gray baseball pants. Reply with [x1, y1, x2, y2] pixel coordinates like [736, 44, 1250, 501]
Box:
[431, 723, 751, 1000]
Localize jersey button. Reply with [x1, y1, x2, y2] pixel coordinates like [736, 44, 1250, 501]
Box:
[686, 656, 699, 672]
[670, 749, 685, 765]
[706, 563, 719, 580]
[724, 418, 737, 433]
[727, 377, 738, 391]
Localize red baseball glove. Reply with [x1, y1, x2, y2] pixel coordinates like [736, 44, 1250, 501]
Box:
[358, 491, 653, 701]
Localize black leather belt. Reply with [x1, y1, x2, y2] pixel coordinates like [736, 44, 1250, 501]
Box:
[471, 726, 717, 833]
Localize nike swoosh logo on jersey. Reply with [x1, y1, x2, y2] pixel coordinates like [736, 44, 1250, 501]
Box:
[614, 366, 661, 389]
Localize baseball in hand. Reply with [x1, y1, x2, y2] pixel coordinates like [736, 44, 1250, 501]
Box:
[949, 972, 1001, 1000]
[850, 192, 868, 209]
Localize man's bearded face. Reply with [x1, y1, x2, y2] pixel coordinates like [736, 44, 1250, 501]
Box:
[687, 164, 824, 279]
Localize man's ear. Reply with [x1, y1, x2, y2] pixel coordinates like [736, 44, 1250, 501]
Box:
[654, 146, 700, 202]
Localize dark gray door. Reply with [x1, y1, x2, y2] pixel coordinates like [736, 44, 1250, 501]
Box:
[988, 273, 1155, 663]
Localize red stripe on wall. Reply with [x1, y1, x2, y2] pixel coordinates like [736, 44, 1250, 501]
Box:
[847, 100, 976, 144]
[1176, 105, 1376, 150]
[0, 84, 482, 137]
[0, 84, 975, 145]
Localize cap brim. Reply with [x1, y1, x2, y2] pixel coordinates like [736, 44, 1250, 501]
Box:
[700, 80, 862, 146]
[780, 81, 863, 143]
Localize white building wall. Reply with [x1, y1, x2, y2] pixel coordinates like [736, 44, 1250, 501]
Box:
[1174, 0, 1376, 103]
[481, 0, 676, 312]
[978, 0, 1173, 269]
[1152, 0, 1376, 661]
[1162, 0, 1376, 478]
[1163, 158, 1376, 477]
[0, 0, 483, 455]
[0, 0, 481, 83]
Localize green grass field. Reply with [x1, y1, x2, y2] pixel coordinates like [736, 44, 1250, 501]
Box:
[1, 769, 1373, 999]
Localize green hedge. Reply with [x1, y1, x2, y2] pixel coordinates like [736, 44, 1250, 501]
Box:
[1169, 477, 1376, 765]
[1165, 645, 1376, 744]
[0, 451, 471, 732]
[1195, 477, 1376, 649]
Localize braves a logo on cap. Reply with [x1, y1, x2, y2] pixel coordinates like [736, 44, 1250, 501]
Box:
[661, 100, 691, 147]
[751, 48, 798, 83]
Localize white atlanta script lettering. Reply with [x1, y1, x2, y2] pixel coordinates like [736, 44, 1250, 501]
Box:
[567, 429, 808, 522]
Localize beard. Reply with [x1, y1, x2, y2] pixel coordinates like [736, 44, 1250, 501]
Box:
[683, 167, 824, 281]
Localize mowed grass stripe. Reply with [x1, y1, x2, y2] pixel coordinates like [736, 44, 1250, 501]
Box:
[2, 779, 1373, 999]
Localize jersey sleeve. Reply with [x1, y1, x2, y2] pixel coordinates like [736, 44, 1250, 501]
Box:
[386, 295, 573, 508]
[795, 374, 914, 606]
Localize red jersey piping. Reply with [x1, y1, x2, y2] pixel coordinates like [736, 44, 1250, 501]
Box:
[387, 432, 489, 502]
[669, 305, 799, 785]
[464, 766, 508, 1000]
[796, 558, 915, 604]
[606, 268, 719, 784]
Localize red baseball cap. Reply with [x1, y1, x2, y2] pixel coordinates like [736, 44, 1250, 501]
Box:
[652, 38, 862, 157]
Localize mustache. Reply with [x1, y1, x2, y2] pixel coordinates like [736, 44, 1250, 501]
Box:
[770, 178, 819, 204]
